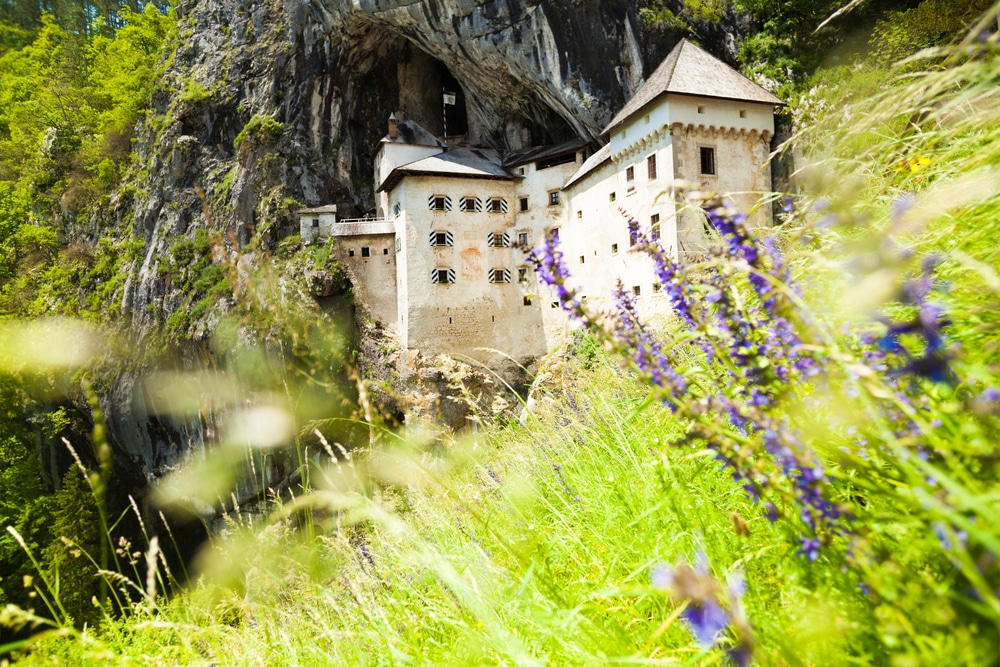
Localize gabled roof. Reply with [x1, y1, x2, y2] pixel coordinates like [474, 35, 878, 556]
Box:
[380, 119, 446, 148]
[602, 39, 783, 136]
[376, 148, 515, 193]
[503, 138, 588, 168]
[297, 204, 338, 215]
[563, 143, 611, 190]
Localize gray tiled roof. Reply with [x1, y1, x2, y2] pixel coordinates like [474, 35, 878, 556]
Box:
[603, 39, 783, 135]
[376, 148, 515, 193]
[297, 204, 338, 214]
[563, 143, 611, 190]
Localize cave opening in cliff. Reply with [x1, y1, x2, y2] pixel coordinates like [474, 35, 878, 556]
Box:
[436, 62, 468, 140]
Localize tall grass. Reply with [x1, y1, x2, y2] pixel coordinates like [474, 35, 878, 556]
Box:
[4, 8, 1000, 666]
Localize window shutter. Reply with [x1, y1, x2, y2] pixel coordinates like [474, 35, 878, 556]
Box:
[499, 198, 508, 213]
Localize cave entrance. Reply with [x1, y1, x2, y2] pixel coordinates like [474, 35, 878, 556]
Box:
[437, 63, 468, 141]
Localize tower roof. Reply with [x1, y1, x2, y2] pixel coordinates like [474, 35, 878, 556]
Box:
[602, 39, 783, 136]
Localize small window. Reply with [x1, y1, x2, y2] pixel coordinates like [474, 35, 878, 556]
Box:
[579, 256, 585, 264]
[361, 247, 370, 257]
[629, 228, 638, 247]
[488, 232, 510, 248]
[697, 105, 705, 114]
[461, 196, 478, 212]
[519, 197, 528, 211]
[488, 197, 506, 213]
[489, 268, 511, 283]
[432, 268, 456, 284]
[653, 282, 662, 293]
[523, 296, 532, 306]
[383, 248, 389, 255]
[700, 147, 716, 175]
[626, 166, 635, 192]
[651, 213, 660, 241]
[518, 268, 528, 283]
[311, 218, 319, 228]
[647, 154, 657, 180]
[739, 109, 747, 118]
[551, 301, 559, 309]
[518, 166, 526, 175]
[393, 202, 401, 217]
[431, 195, 447, 211]
[395, 238, 401, 253]
[611, 243, 618, 254]
[429, 231, 454, 246]
[548, 191, 560, 206]
[633, 285, 641, 296]
[349, 249, 355, 257]
[609, 192, 616, 202]
[576, 210, 582, 219]
[550, 228, 560, 242]
[517, 232, 529, 246]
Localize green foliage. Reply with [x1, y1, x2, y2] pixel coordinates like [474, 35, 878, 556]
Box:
[870, 0, 995, 66]
[233, 114, 283, 152]
[42, 466, 101, 627]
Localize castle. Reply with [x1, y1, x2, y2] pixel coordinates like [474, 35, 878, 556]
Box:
[298, 39, 782, 374]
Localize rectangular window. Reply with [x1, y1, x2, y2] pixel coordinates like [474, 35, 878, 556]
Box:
[647, 154, 657, 180]
[611, 243, 618, 254]
[739, 109, 747, 118]
[519, 197, 528, 211]
[489, 268, 511, 283]
[431, 268, 456, 284]
[488, 197, 506, 213]
[550, 228, 560, 242]
[383, 248, 388, 255]
[609, 191, 616, 202]
[576, 210, 582, 219]
[626, 166, 635, 192]
[487, 232, 510, 248]
[697, 105, 705, 114]
[348, 249, 355, 257]
[700, 147, 716, 175]
[517, 232, 529, 246]
[311, 218, 319, 228]
[462, 196, 478, 212]
[523, 296, 532, 306]
[651, 213, 660, 241]
[432, 195, 447, 210]
[361, 247, 370, 257]
[629, 229, 638, 247]
[633, 285, 641, 296]
[548, 191, 560, 206]
[393, 202, 401, 217]
[429, 230, 454, 246]
[579, 256, 585, 264]
[653, 282, 662, 293]
[518, 268, 527, 283]
[551, 301, 559, 309]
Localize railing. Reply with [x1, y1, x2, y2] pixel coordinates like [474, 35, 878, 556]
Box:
[336, 217, 391, 225]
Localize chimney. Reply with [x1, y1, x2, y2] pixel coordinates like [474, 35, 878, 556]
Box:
[388, 113, 398, 139]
